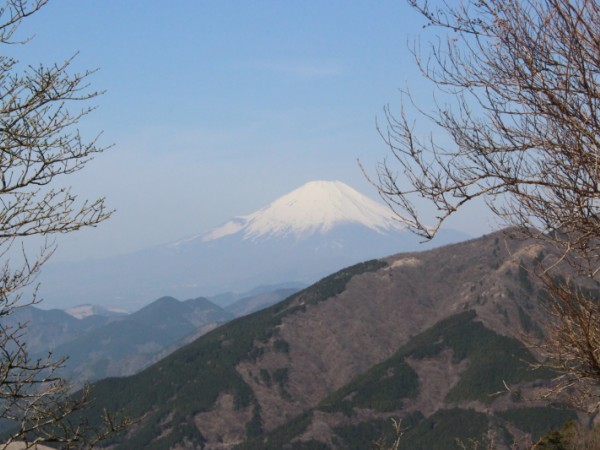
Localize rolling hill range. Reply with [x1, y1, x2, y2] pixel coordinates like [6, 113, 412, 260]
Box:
[34, 181, 467, 311]
[1, 297, 233, 387]
[1, 287, 302, 388]
[54, 296, 234, 385]
[78, 230, 578, 449]
[0, 306, 115, 357]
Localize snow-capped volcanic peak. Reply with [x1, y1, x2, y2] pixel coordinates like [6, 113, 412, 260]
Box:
[203, 180, 406, 241]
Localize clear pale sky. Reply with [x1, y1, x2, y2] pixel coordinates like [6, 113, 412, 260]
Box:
[14, 0, 494, 261]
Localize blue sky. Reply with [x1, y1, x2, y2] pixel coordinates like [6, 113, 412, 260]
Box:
[14, 1, 494, 261]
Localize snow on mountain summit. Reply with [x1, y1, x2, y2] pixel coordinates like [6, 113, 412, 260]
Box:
[203, 180, 406, 241]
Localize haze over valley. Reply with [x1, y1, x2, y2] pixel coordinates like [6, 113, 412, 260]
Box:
[36, 181, 468, 311]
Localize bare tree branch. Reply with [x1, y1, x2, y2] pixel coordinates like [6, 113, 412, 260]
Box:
[371, 0, 600, 410]
[0, 0, 127, 447]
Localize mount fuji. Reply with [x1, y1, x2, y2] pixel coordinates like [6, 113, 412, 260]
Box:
[201, 180, 407, 241]
[37, 181, 468, 310]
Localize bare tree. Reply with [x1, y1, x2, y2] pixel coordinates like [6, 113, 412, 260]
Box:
[370, 0, 600, 410]
[0, 0, 127, 447]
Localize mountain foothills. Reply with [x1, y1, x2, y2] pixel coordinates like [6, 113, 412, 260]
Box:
[78, 230, 579, 450]
[36, 181, 467, 310]
[55, 296, 234, 385]
[1, 287, 299, 387]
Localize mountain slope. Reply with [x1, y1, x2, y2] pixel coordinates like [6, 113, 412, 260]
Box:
[225, 287, 301, 317]
[53, 296, 233, 385]
[238, 311, 573, 450]
[36, 181, 468, 310]
[80, 229, 573, 449]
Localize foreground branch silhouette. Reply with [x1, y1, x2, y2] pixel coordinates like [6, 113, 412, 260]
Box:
[0, 1, 128, 448]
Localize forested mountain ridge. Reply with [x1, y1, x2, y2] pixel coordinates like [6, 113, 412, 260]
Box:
[82, 230, 575, 449]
